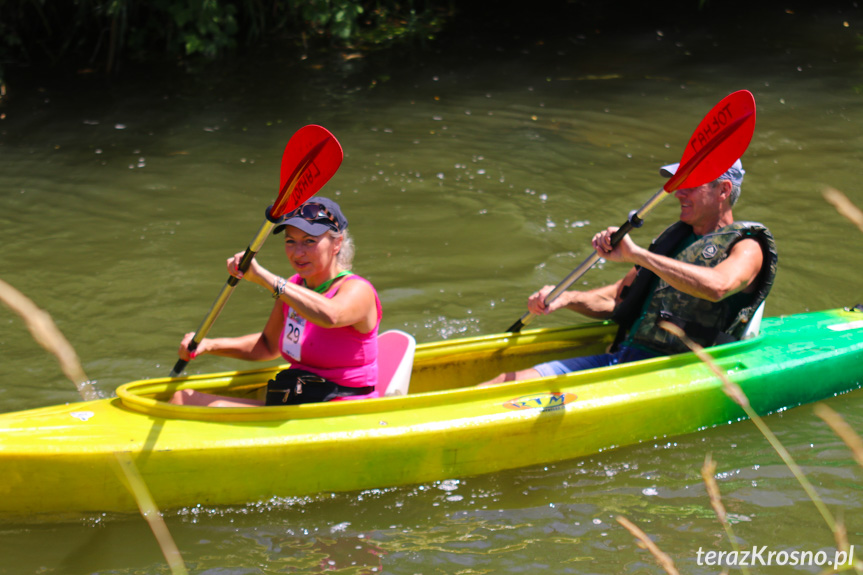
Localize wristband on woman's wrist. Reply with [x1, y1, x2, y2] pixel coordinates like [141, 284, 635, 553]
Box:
[272, 277, 288, 299]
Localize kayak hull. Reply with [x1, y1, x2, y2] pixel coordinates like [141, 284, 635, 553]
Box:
[1, 308, 862, 519]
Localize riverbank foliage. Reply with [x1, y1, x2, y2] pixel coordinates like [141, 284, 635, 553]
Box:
[1, 0, 856, 99]
[0, 0, 449, 84]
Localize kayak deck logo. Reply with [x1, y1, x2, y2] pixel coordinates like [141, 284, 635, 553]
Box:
[503, 392, 576, 411]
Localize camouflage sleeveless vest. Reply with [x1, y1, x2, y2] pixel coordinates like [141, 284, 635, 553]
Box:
[611, 221, 778, 355]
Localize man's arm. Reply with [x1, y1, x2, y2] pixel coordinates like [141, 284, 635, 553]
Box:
[597, 229, 764, 303]
[528, 267, 638, 319]
[629, 238, 763, 301]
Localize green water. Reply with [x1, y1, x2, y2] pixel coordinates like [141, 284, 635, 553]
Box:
[2, 6, 863, 574]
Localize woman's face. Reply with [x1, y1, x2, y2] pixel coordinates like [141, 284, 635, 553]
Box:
[283, 226, 341, 278]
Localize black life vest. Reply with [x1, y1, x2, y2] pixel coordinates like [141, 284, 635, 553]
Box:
[609, 221, 778, 354]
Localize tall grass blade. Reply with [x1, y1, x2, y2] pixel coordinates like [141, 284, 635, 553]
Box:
[823, 187, 863, 233]
[0, 278, 187, 574]
[616, 516, 681, 575]
[0, 278, 97, 400]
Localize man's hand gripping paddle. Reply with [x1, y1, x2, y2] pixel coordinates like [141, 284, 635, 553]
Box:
[170, 125, 344, 377]
[506, 89, 757, 333]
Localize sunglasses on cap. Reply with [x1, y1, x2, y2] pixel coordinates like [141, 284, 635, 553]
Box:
[287, 202, 341, 231]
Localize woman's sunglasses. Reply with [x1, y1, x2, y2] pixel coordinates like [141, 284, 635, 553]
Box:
[287, 203, 341, 231]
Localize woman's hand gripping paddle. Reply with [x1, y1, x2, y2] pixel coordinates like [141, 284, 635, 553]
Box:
[170, 125, 344, 377]
[506, 90, 757, 333]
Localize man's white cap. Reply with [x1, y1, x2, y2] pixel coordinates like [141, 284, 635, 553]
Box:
[659, 158, 745, 186]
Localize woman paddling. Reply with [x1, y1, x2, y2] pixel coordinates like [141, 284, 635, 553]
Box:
[171, 197, 381, 406]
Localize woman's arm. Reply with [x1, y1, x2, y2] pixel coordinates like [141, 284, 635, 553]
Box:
[225, 251, 378, 334]
[178, 303, 284, 361]
[273, 276, 378, 333]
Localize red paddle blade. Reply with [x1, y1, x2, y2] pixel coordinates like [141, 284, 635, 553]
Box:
[664, 90, 756, 192]
[270, 125, 344, 218]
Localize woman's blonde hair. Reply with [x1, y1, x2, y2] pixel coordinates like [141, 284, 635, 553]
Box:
[329, 229, 354, 269]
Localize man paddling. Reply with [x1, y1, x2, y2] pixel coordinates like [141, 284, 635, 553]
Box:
[484, 159, 777, 384]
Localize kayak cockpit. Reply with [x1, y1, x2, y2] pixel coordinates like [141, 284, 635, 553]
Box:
[116, 321, 620, 421]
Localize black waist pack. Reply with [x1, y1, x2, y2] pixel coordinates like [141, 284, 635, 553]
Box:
[265, 368, 374, 406]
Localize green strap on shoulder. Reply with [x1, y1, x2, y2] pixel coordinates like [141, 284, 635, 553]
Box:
[305, 270, 353, 294]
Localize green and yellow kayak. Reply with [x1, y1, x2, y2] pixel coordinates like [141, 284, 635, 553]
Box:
[1, 307, 862, 520]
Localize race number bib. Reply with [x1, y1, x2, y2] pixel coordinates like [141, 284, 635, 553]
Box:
[281, 308, 306, 362]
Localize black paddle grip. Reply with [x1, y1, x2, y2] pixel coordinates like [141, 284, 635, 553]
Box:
[171, 358, 188, 377]
[171, 338, 200, 376]
[237, 247, 257, 274]
[222, 247, 257, 288]
[507, 318, 526, 333]
[609, 210, 644, 246]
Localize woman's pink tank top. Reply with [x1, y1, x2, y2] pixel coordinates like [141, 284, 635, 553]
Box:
[279, 274, 381, 389]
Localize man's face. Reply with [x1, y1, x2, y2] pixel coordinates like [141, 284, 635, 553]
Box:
[674, 180, 729, 228]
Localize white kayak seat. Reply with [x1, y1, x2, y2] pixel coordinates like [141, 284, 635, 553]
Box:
[376, 329, 416, 396]
[740, 301, 766, 340]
